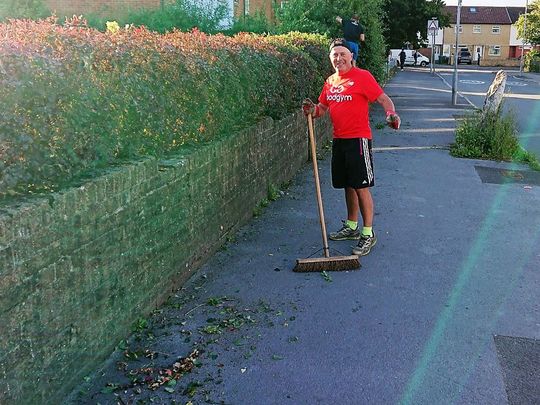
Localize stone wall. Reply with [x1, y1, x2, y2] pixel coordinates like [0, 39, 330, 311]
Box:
[479, 58, 520, 67]
[0, 113, 332, 404]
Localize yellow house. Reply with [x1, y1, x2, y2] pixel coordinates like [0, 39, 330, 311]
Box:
[443, 6, 521, 67]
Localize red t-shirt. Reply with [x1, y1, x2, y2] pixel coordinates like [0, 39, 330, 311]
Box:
[319, 67, 384, 139]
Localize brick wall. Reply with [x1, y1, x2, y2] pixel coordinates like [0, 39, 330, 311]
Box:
[0, 113, 332, 404]
[45, 0, 162, 16]
[234, 0, 275, 20]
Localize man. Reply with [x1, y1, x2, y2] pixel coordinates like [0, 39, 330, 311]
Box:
[399, 48, 406, 70]
[413, 50, 418, 66]
[336, 15, 365, 66]
[302, 39, 400, 256]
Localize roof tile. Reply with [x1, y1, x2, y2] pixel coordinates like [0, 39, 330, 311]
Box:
[445, 6, 512, 24]
[506, 6, 525, 23]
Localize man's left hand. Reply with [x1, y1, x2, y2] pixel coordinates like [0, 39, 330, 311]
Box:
[386, 111, 401, 130]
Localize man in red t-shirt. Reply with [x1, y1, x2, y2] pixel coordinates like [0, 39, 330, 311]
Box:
[302, 38, 400, 256]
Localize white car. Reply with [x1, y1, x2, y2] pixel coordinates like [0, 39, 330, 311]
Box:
[389, 49, 431, 67]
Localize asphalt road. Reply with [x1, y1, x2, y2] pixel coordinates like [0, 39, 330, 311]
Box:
[434, 65, 540, 160]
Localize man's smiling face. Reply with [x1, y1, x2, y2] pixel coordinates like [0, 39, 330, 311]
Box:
[330, 46, 353, 73]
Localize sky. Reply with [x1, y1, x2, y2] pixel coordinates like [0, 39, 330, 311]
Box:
[443, 0, 528, 6]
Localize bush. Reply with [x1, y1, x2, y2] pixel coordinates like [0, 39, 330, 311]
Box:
[276, 0, 388, 82]
[83, 0, 228, 33]
[525, 49, 540, 73]
[0, 0, 49, 21]
[224, 11, 276, 35]
[0, 18, 328, 197]
[451, 107, 519, 161]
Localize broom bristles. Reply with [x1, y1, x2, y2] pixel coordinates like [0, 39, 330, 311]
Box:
[293, 255, 360, 272]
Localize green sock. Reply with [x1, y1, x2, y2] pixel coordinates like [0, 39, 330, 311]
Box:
[346, 220, 358, 230]
[362, 226, 373, 237]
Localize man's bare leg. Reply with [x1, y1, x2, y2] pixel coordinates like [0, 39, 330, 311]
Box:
[351, 187, 377, 255]
[345, 187, 359, 222]
[356, 187, 373, 228]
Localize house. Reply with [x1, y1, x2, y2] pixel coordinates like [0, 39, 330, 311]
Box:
[233, 0, 284, 21]
[443, 6, 519, 66]
[43, 0, 281, 27]
[43, 0, 238, 27]
[507, 6, 534, 58]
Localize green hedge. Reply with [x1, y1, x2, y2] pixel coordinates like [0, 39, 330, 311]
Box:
[0, 17, 331, 198]
[451, 108, 519, 161]
[525, 49, 540, 73]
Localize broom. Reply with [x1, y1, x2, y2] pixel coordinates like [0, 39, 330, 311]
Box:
[293, 113, 360, 272]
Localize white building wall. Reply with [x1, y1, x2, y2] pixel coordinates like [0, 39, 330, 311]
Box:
[186, 0, 234, 28]
[510, 25, 521, 45]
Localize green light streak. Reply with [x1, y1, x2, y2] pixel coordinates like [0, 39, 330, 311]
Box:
[401, 184, 504, 405]
[401, 168, 540, 403]
[401, 91, 540, 404]
[515, 96, 540, 155]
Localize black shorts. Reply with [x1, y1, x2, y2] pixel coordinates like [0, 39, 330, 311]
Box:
[332, 138, 374, 189]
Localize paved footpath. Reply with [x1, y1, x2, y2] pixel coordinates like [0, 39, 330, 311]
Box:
[70, 69, 540, 405]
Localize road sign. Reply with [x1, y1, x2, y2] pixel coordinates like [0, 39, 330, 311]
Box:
[428, 19, 439, 32]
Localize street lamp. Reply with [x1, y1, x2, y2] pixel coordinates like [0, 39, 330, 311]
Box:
[452, 0, 462, 106]
[519, 0, 529, 73]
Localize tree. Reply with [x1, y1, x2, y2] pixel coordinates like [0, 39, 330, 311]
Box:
[276, 0, 388, 81]
[515, 0, 540, 45]
[383, 0, 450, 48]
[0, 0, 49, 21]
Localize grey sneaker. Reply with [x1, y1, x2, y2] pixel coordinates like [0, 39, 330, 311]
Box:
[329, 221, 361, 241]
[352, 233, 377, 256]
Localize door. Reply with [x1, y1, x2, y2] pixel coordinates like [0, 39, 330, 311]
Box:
[475, 46, 483, 62]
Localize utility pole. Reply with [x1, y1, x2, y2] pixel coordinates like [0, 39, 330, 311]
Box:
[452, 0, 462, 106]
[519, 0, 529, 73]
[431, 24, 436, 74]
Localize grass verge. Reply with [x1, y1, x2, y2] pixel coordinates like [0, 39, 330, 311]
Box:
[451, 107, 540, 171]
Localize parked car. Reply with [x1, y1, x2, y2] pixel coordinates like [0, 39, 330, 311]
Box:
[458, 50, 472, 64]
[389, 49, 431, 67]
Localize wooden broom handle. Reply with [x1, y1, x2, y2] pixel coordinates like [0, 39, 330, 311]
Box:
[307, 114, 330, 258]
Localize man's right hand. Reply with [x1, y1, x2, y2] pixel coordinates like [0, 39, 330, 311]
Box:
[302, 98, 316, 116]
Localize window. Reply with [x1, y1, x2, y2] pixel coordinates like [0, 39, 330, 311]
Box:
[470, 7, 477, 13]
[492, 25, 501, 34]
[454, 25, 463, 33]
[473, 25, 481, 34]
[245, 0, 250, 14]
[488, 45, 501, 56]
